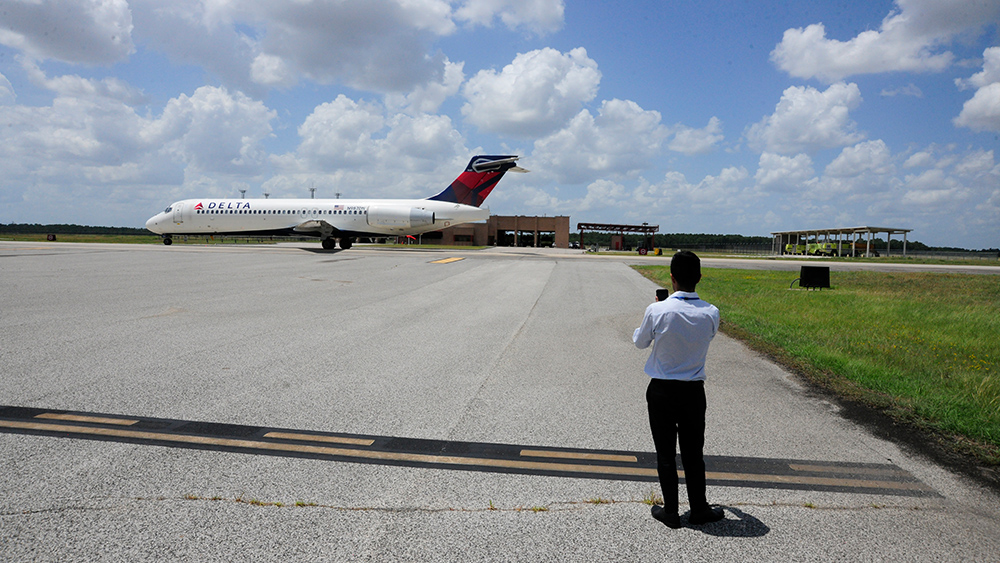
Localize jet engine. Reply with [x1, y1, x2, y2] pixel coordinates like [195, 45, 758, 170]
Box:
[367, 205, 435, 229]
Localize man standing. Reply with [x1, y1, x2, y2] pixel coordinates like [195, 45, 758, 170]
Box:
[633, 251, 725, 528]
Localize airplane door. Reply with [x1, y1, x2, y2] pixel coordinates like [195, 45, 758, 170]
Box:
[173, 202, 184, 224]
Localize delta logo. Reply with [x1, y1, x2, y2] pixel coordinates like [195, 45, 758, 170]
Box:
[194, 201, 251, 210]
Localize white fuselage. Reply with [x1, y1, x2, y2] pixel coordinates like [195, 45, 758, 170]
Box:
[145, 198, 489, 238]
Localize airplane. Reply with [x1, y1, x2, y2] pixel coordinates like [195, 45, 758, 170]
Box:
[145, 155, 526, 249]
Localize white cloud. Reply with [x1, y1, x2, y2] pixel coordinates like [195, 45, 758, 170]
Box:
[577, 178, 628, 212]
[880, 83, 923, 98]
[746, 83, 864, 155]
[825, 140, 893, 178]
[250, 53, 294, 88]
[954, 83, 1000, 132]
[147, 86, 276, 176]
[0, 0, 134, 64]
[129, 0, 260, 94]
[531, 98, 667, 184]
[0, 66, 277, 213]
[954, 49, 1000, 133]
[293, 96, 387, 170]
[954, 150, 995, 177]
[668, 117, 724, 156]
[20, 58, 146, 105]
[455, 0, 565, 34]
[461, 47, 600, 138]
[632, 166, 753, 222]
[956, 47, 1000, 91]
[269, 94, 470, 198]
[385, 59, 465, 114]
[771, 0, 1000, 82]
[903, 147, 944, 169]
[125, 0, 564, 95]
[754, 152, 815, 192]
[0, 72, 15, 105]
[900, 168, 968, 207]
[243, 0, 454, 92]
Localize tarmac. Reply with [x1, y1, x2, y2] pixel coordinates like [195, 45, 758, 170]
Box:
[1, 241, 997, 562]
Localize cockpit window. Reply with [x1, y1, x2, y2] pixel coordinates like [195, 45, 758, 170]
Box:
[164, 206, 172, 213]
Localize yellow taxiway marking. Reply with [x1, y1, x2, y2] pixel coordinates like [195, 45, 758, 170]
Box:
[263, 431, 375, 446]
[0, 419, 653, 478]
[430, 257, 465, 264]
[700, 470, 929, 492]
[35, 413, 138, 426]
[788, 463, 909, 476]
[0, 418, 933, 492]
[520, 449, 638, 464]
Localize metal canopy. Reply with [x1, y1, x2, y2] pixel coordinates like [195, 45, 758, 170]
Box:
[771, 226, 912, 257]
[771, 226, 912, 237]
[577, 222, 659, 251]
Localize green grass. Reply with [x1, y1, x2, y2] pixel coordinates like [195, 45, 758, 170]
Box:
[616, 249, 1000, 267]
[634, 266, 1000, 464]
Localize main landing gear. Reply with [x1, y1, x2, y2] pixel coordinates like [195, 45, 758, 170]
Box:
[321, 237, 354, 250]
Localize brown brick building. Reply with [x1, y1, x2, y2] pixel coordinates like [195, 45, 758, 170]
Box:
[411, 215, 570, 248]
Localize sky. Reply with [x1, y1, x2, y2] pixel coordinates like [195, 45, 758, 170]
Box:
[1, 0, 998, 249]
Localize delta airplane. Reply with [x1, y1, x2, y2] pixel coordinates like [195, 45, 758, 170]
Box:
[146, 155, 526, 249]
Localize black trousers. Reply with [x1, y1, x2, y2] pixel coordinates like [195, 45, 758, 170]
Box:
[646, 378, 708, 514]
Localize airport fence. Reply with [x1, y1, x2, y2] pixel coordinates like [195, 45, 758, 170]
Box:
[903, 250, 999, 261]
[671, 244, 774, 256]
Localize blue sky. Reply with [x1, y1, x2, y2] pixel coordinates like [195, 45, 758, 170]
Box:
[1, 0, 998, 248]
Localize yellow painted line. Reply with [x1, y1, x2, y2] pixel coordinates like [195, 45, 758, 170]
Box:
[0, 420, 655, 478]
[430, 257, 464, 264]
[698, 470, 931, 492]
[520, 449, 638, 464]
[788, 463, 910, 476]
[35, 413, 138, 426]
[263, 431, 375, 446]
[0, 419, 933, 492]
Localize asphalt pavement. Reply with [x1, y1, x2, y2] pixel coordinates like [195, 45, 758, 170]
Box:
[1, 241, 997, 561]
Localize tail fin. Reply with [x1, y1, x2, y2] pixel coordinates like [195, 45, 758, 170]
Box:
[428, 155, 527, 207]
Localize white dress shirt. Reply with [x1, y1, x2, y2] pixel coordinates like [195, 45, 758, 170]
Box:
[633, 291, 720, 381]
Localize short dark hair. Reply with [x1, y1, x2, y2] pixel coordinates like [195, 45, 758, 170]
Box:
[670, 250, 701, 289]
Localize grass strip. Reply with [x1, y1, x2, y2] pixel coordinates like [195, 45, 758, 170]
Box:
[633, 266, 1000, 465]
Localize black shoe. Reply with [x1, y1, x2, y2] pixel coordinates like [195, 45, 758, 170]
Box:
[688, 505, 725, 525]
[651, 505, 681, 529]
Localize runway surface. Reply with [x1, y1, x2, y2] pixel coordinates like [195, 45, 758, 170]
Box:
[1, 241, 997, 561]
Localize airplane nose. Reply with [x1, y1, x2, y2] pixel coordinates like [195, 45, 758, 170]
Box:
[145, 215, 159, 232]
